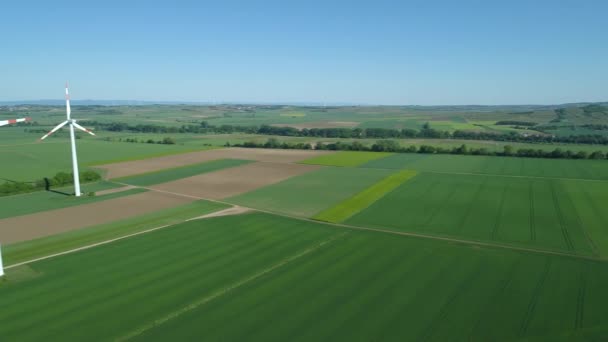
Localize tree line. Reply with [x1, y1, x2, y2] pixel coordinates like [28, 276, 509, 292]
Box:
[0, 171, 101, 197]
[230, 138, 608, 161]
[77, 120, 608, 146]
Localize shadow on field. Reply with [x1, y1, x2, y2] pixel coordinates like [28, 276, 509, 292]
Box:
[44, 178, 72, 197]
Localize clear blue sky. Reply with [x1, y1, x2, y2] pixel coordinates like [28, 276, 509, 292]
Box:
[1, 0, 606, 105]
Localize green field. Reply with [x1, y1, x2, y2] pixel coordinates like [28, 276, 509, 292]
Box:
[3, 104, 608, 340]
[3, 200, 228, 265]
[347, 172, 608, 256]
[2, 213, 607, 341]
[300, 151, 393, 167]
[113, 159, 252, 186]
[0, 135, 210, 181]
[229, 167, 395, 217]
[314, 170, 418, 223]
[362, 153, 608, 180]
[0, 182, 144, 219]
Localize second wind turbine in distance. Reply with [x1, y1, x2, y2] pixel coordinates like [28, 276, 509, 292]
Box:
[39, 83, 96, 197]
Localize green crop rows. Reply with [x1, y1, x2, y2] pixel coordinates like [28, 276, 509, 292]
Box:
[2, 213, 607, 340]
[229, 166, 395, 217]
[314, 170, 418, 223]
[347, 172, 608, 256]
[2, 200, 228, 265]
[362, 153, 608, 180]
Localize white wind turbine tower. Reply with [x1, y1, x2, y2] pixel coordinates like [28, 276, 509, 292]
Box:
[39, 83, 95, 197]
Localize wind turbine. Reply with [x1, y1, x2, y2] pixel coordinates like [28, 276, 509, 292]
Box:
[0, 117, 31, 127]
[39, 83, 95, 197]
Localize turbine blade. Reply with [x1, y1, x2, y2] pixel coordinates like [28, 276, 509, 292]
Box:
[72, 122, 95, 136]
[0, 117, 30, 127]
[65, 82, 71, 119]
[40, 120, 69, 140]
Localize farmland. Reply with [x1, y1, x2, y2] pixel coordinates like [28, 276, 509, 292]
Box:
[2, 115, 608, 339]
[113, 159, 252, 186]
[347, 173, 608, 256]
[1, 213, 608, 341]
[0, 182, 138, 219]
[313, 169, 417, 223]
[300, 151, 393, 167]
[229, 166, 395, 217]
[360, 153, 608, 180]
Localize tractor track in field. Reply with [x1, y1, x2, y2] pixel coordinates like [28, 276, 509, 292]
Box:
[6, 182, 608, 270]
[115, 231, 348, 341]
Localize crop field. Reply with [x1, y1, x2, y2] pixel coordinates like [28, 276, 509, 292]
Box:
[313, 170, 417, 223]
[1, 213, 607, 341]
[150, 162, 320, 200]
[0, 135, 205, 181]
[2, 199, 228, 265]
[3, 123, 608, 341]
[361, 153, 608, 180]
[0, 182, 137, 219]
[0, 190, 197, 244]
[113, 159, 252, 186]
[346, 172, 608, 256]
[97, 147, 331, 179]
[228, 167, 395, 217]
[300, 151, 393, 167]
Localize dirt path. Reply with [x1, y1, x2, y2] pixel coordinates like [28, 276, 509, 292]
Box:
[187, 206, 251, 221]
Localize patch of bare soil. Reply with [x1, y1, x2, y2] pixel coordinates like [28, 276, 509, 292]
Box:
[98, 147, 334, 179]
[0, 191, 194, 244]
[151, 161, 321, 200]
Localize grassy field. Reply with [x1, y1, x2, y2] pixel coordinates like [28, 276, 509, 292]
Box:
[2, 200, 228, 265]
[0, 135, 210, 181]
[228, 167, 395, 217]
[0, 182, 142, 219]
[2, 213, 607, 340]
[314, 170, 417, 223]
[362, 153, 608, 180]
[347, 172, 608, 256]
[113, 159, 252, 186]
[300, 151, 393, 167]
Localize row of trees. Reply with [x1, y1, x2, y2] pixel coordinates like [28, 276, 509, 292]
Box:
[0, 171, 101, 197]
[80, 120, 608, 146]
[231, 138, 608, 161]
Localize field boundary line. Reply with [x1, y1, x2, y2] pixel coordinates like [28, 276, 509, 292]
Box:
[8, 181, 607, 270]
[129, 184, 608, 263]
[116, 232, 348, 341]
[4, 223, 173, 269]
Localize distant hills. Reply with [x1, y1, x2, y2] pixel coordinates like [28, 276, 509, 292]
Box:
[0, 100, 606, 109]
